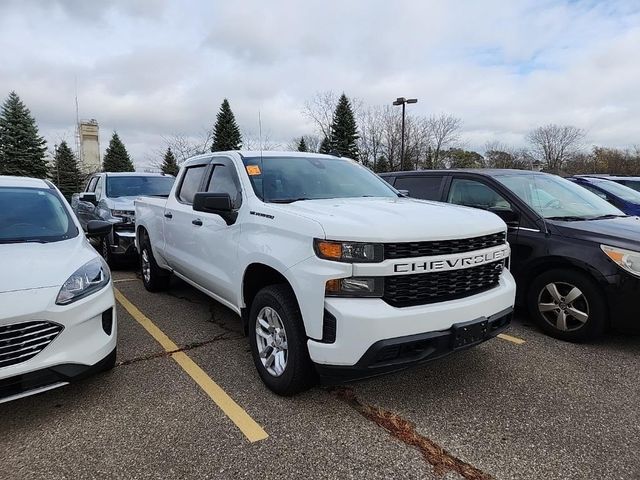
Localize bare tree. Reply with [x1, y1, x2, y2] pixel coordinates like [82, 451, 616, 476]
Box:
[526, 124, 585, 172]
[427, 114, 462, 168]
[302, 91, 339, 140]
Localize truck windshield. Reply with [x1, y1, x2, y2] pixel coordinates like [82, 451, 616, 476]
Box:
[0, 187, 78, 243]
[242, 156, 398, 203]
[107, 176, 175, 198]
[495, 173, 623, 220]
[589, 178, 640, 203]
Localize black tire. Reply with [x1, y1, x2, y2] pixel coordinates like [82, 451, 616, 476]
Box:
[100, 236, 116, 268]
[527, 268, 607, 342]
[140, 234, 171, 292]
[248, 284, 316, 396]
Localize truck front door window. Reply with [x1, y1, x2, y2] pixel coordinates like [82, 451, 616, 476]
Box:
[178, 166, 206, 204]
[207, 162, 242, 208]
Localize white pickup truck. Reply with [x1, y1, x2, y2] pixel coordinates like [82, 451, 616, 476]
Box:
[135, 151, 516, 395]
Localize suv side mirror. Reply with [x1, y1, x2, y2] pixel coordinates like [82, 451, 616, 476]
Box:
[490, 208, 520, 227]
[397, 189, 410, 197]
[193, 192, 237, 225]
[80, 192, 97, 205]
[86, 220, 112, 237]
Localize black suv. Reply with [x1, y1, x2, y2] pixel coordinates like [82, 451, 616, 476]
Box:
[380, 169, 640, 341]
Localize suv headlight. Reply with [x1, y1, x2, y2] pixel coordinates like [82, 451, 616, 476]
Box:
[314, 239, 383, 263]
[56, 257, 111, 305]
[325, 277, 384, 297]
[601, 245, 640, 278]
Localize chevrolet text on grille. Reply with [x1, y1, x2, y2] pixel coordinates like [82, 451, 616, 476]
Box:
[393, 246, 509, 273]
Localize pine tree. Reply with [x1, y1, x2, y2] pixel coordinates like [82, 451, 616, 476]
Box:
[102, 132, 135, 172]
[319, 135, 331, 154]
[297, 137, 308, 152]
[329, 93, 359, 159]
[161, 147, 179, 176]
[50, 140, 81, 200]
[0, 91, 48, 178]
[211, 99, 242, 152]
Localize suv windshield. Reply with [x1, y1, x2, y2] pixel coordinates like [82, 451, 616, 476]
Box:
[0, 187, 79, 243]
[589, 178, 640, 203]
[495, 173, 623, 220]
[242, 156, 397, 203]
[107, 176, 175, 198]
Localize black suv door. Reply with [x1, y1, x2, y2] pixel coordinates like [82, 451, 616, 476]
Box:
[442, 173, 546, 290]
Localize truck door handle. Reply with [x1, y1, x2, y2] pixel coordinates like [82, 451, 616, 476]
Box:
[164, 212, 173, 219]
[192, 219, 203, 226]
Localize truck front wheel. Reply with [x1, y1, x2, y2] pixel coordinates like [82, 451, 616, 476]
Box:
[140, 236, 171, 292]
[249, 285, 315, 396]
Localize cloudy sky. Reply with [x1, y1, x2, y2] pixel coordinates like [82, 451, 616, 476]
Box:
[1, 0, 639, 167]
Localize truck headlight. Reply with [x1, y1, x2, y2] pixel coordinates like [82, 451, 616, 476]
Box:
[56, 257, 111, 305]
[314, 239, 383, 263]
[111, 209, 135, 223]
[601, 245, 640, 278]
[325, 277, 384, 297]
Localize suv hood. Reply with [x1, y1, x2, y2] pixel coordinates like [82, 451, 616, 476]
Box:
[0, 237, 99, 293]
[274, 197, 506, 242]
[550, 216, 640, 251]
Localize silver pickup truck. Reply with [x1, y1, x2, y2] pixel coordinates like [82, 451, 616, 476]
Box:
[71, 172, 175, 265]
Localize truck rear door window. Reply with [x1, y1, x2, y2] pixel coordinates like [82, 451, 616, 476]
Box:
[394, 176, 444, 200]
[178, 166, 206, 204]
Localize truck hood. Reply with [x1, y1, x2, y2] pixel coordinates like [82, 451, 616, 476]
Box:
[274, 197, 507, 242]
[549, 216, 640, 252]
[0, 237, 99, 293]
[104, 196, 137, 211]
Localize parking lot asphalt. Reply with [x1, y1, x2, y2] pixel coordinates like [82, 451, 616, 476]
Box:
[1, 267, 638, 480]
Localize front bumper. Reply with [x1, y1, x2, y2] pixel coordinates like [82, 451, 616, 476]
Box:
[307, 270, 516, 367]
[315, 307, 512, 383]
[604, 271, 640, 332]
[111, 229, 137, 256]
[0, 283, 117, 401]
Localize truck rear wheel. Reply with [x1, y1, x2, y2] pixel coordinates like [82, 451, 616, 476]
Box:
[249, 285, 315, 396]
[140, 236, 171, 292]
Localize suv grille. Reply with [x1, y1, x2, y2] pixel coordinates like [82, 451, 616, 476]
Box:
[0, 321, 63, 369]
[384, 232, 506, 259]
[383, 261, 504, 307]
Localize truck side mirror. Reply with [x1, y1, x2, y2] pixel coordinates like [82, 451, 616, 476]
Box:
[193, 192, 237, 225]
[397, 189, 410, 197]
[86, 220, 112, 237]
[80, 192, 97, 205]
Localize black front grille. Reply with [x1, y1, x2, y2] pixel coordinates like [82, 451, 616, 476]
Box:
[383, 261, 504, 307]
[0, 321, 63, 368]
[384, 232, 506, 259]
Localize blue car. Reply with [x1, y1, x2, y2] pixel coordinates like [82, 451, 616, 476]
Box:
[568, 176, 640, 216]
[593, 175, 640, 193]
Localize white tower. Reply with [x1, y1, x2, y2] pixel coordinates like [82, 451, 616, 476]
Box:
[78, 119, 101, 174]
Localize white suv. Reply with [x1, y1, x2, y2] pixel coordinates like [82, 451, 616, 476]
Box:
[0, 176, 117, 403]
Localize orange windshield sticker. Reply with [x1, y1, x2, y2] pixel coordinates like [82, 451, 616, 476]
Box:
[246, 165, 261, 176]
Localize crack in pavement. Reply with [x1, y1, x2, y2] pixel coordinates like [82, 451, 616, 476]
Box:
[115, 333, 240, 367]
[331, 387, 494, 480]
[208, 303, 244, 335]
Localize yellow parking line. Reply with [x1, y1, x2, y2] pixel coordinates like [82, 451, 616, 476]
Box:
[114, 288, 269, 443]
[497, 333, 526, 345]
[113, 278, 138, 284]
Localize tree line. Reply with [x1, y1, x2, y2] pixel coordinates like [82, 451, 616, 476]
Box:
[2, 90, 640, 202]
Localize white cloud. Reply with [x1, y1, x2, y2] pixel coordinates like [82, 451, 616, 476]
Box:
[0, 0, 639, 168]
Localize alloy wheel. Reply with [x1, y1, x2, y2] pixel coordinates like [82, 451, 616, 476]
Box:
[537, 282, 589, 332]
[141, 248, 151, 284]
[255, 306, 288, 377]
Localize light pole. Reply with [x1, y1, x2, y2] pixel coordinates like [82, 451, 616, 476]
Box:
[392, 97, 417, 171]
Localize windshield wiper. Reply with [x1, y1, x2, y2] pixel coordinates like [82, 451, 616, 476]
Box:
[545, 216, 589, 221]
[269, 197, 312, 204]
[0, 239, 48, 244]
[587, 214, 629, 220]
